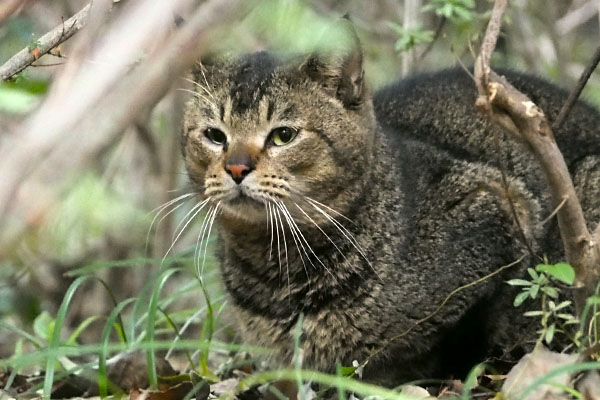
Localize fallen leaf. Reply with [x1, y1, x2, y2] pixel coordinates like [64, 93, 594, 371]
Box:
[399, 384, 434, 398]
[501, 346, 576, 400]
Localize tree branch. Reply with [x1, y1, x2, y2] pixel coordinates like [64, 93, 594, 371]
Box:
[0, 0, 247, 255]
[474, 0, 600, 314]
[552, 45, 600, 131]
[0, 3, 90, 81]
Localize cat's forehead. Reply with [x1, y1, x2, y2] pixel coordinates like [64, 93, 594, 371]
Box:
[207, 52, 290, 115]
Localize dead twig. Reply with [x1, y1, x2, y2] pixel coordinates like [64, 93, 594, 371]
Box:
[552, 45, 600, 131]
[474, 0, 600, 315]
[0, 3, 90, 81]
[0, 0, 247, 256]
[417, 16, 446, 62]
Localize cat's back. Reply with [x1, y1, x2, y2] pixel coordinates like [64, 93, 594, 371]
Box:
[373, 68, 600, 167]
[373, 68, 600, 262]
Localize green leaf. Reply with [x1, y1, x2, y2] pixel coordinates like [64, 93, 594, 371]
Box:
[536, 263, 575, 285]
[587, 296, 600, 305]
[541, 286, 559, 299]
[527, 268, 539, 280]
[514, 291, 530, 307]
[339, 366, 357, 377]
[545, 323, 556, 344]
[529, 284, 540, 299]
[387, 21, 434, 52]
[523, 310, 544, 317]
[66, 315, 101, 345]
[422, 0, 476, 22]
[33, 311, 54, 342]
[557, 313, 575, 320]
[555, 301, 572, 310]
[507, 279, 532, 286]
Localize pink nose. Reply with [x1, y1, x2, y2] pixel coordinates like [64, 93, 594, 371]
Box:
[226, 164, 250, 184]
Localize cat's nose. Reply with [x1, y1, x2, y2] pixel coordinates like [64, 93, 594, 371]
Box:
[225, 164, 252, 184]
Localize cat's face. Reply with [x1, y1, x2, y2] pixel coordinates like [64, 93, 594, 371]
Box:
[182, 47, 375, 226]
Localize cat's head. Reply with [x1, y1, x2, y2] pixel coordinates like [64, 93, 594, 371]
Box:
[182, 25, 376, 226]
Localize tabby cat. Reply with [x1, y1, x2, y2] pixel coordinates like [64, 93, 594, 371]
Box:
[181, 26, 600, 385]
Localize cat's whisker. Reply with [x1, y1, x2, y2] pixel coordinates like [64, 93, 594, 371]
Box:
[194, 204, 215, 276]
[274, 205, 290, 299]
[277, 201, 336, 281]
[182, 75, 217, 102]
[176, 88, 216, 109]
[162, 197, 211, 264]
[273, 203, 283, 281]
[198, 66, 217, 102]
[200, 201, 220, 277]
[193, 206, 211, 275]
[307, 200, 378, 277]
[145, 193, 195, 254]
[276, 200, 310, 281]
[171, 198, 210, 243]
[151, 192, 195, 214]
[305, 196, 357, 226]
[294, 202, 347, 261]
[267, 202, 275, 261]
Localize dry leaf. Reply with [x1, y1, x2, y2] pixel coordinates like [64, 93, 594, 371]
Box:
[501, 347, 577, 400]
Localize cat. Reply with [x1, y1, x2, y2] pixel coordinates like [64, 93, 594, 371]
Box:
[181, 25, 600, 385]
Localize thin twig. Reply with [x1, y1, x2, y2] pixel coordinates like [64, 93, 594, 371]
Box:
[540, 195, 568, 226]
[0, 3, 91, 81]
[474, 0, 506, 94]
[363, 256, 526, 367]
[417, 16, 446, 62]
[552, 45, 600, 131]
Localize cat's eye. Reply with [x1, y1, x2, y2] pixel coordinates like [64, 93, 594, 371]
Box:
[269, 127, 299, 146]
[204, 128, 227, 145]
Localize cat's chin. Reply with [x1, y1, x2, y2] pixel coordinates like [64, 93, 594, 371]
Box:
[218, 195, 268, 225]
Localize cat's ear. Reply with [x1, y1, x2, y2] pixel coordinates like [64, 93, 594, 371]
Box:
[300, 17, 365, 109]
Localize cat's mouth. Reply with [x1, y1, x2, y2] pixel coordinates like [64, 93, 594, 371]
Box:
[217, 189, 270, 224]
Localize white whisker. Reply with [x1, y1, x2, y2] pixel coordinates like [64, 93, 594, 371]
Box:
[268, 202, 275, 261]
[194, 205, 215, 276]
[295, 202, 346, 260]
[276, 201, 310, 281]
[274, 204, 282, 280]
[172, 198, 210, 242]
[275, 205, 290, 299]
[308, 201, 379, 277]
[277, 201, 336, 280]
[162, 198, 210, 264]
[306, 196, 356, 225]
[176, 88, 215, 108]
[200, 201, 221, 276]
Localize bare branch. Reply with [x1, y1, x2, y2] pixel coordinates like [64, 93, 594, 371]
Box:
[474, 0, 600, 314]
[552, 45, 600, 131]
[0, 3, 90, 81]
[474, 0, 506, 96]
[0, 0, 247, 255]
[417, 16, 446, 63]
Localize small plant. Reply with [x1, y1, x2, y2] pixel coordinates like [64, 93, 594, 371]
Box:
[386, 22, 434, 52]
[422, 0, 476, 23]
[508, 262, 577, 346]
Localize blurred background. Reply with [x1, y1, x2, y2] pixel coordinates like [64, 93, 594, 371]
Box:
[0, 0, 599, 362]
